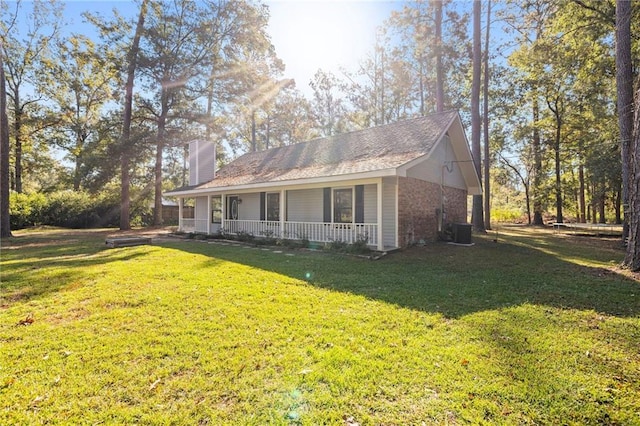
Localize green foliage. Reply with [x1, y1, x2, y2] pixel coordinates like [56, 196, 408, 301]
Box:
[9, 189, 152, 230]
[9, 192, 47, 228]
[492, 207, 525, 223]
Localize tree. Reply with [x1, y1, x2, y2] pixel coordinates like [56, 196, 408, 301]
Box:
[504, 0, 556, 226]
[309, 69, 347, 137]
[0, 0, 62, 193]
[120, 0, 148, 230]
[0, 37, 11, 238]
[483, 0, 492, 230]
[137, 0, 277, 225]
[616, 0, 634, 248]
[45, 35, 119, 191]
[434, 0, 444, 113]
[617, 0, 640, 268]
[471, 0, 484, 232]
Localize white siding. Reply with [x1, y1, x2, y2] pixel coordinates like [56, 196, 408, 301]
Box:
[195, 197, 208, 221]
[406, 135, 466, 189]
[238, 193, 260, 220]
[363, 184, 377, 223]
[194, 196, 209, 233]
[287, 188, 324, 222]
[382, 177, 397, 247]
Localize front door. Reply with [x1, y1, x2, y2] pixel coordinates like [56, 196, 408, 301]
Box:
[227, 196, 239, 220]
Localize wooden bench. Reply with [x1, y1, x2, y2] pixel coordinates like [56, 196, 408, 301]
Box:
[105, 237, 152, 248]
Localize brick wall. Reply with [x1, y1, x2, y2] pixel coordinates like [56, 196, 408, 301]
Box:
[397, 177, 467, 246]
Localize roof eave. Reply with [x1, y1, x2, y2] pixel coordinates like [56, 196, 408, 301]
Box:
[165, 168, 398, 197]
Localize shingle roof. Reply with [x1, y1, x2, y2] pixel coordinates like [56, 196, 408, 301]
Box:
[178, 110, 458, 191]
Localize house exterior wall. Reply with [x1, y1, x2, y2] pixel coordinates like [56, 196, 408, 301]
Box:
[381, 177, 397, 248]
[397, 176, 467, 246]
[237, 193, 260, 220]
[195, 196, 209, 233]
[363, 184, 377, 223]
[406, 135, 467, 190]
[287, 188, 324, 222]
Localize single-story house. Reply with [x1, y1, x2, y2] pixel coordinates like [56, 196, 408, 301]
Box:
[166, 110, 481, 250]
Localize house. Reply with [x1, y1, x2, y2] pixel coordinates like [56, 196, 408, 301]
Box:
[166, 110, 481, 250]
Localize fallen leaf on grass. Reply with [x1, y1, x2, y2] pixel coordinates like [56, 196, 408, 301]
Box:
[149, 378, 161, 390]
[30, 395, 45, 407]
[461, 359, 469, 366]
[16, 313, 34, 326]
[343, 415, 360, 426]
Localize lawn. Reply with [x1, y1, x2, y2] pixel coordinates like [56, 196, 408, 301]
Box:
[1, 226, 639, 424]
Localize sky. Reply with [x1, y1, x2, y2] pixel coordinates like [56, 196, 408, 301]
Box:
[266, 1, 401, 93]
[60, 0, 403, 97]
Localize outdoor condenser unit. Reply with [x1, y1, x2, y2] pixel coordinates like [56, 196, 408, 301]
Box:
[452, 223, 472, 244]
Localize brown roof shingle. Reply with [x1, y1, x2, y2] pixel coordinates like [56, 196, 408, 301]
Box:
[184, 110, 457, 190]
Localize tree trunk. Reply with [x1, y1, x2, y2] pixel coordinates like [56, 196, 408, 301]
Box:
[578, 162, 586, 222]
[471, 0, 484, 232]
[616, 0, 633, 245]
[532, 96, 544, 225]
[625, 85, 640, 269]
[13, 96, 22, 193]
[547, 96, 563, 223]
[0, 40, 11, 238]
[482, 0, 492, 230]
[120, 0, 147, 231]
[153, 91, 168, 227]
[434, 0, 444, 113]
[525, 182, 531, 225]
[598, 188, 606, 224]
[251, 110, 257, 152]
[615, 186, 622, 224]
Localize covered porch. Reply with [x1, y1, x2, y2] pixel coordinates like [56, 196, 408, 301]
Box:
[175, 179, 396, 251]
[181, 219, 378, 247]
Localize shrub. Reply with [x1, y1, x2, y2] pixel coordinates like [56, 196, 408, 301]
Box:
[9, 192, 47, 229]
[8, 189, 149, 230]
[348, 233, 371, 254]
[236, 231, 255, 243]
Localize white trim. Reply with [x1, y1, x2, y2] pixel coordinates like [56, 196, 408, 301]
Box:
[394, 177, 399, 249]
[377, 178, 383, 251]
[279, 189, 285, 233]
[166, 170, 397, 197]
[206, 194, 211, 234]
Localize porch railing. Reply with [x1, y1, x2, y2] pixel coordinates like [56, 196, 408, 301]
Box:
[180, 218, 209, 233]
[221, 220, 378, 246]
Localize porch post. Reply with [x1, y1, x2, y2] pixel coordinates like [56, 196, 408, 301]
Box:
[206, 194, 212, 234]
[279, 189, 285, 238]
[221, 194, 226, 232]
[377, 178, 383, 251]
[178, 197, 183, 232]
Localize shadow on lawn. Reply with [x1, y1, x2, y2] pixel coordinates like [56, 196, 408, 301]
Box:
[161, 228, 640, 319]
[1, 231, 146, 307]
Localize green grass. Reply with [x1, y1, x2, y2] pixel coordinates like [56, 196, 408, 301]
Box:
[1, 226, 639, 424]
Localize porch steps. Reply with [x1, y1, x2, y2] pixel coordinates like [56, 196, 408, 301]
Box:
[105, 237, 153, 248]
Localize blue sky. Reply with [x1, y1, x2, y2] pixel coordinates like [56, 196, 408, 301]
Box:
[60, 0, 403, 95]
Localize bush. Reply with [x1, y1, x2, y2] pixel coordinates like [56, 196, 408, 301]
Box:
[9, 192, 47, 229]
[8, 189, 151, 230]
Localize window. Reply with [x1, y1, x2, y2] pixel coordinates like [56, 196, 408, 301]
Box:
[333, 188, 353, 223]
[211, 196, 222, 223]
[266, 193, 280, 221]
